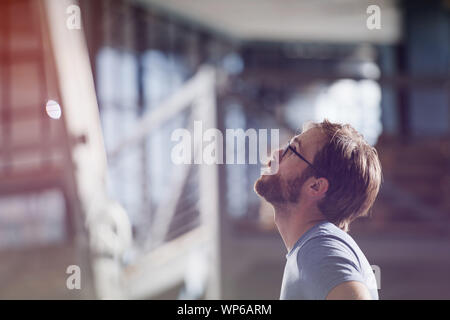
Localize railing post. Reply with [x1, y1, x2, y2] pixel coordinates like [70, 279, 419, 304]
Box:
[195, 66, 221, 299]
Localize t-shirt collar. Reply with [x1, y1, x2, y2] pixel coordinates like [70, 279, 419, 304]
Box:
[286, 220, 329, 258]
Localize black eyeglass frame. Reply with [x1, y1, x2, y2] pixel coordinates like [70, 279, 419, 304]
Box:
[281, 141, 326, 178]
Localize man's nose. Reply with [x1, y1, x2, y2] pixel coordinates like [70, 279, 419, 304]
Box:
[268, 148, 284, 166]
[276, 147, 285, 161]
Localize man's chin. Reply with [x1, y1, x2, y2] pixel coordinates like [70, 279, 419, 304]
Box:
[253, 176, 265, 198]
[254, 173, 269, 194]
[254, 174, 283, 204]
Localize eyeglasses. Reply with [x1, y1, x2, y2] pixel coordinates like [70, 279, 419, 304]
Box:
[281, 139, 325, 178]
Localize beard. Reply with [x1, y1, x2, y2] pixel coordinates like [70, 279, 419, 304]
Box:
[254, 173, 285, 204]
[254, 169, 312, 205]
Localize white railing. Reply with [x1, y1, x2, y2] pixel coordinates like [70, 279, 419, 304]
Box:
[110, 66, 221, 299]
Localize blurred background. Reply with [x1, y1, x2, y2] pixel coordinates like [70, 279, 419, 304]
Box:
[0, 0, 449, 299]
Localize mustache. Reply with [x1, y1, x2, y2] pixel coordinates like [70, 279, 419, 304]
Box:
[261, 149, 283, 175]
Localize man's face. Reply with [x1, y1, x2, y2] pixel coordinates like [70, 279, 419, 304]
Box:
[254, 126, 324, 206]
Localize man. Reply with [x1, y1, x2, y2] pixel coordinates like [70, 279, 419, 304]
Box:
[254, 120, 381, 300]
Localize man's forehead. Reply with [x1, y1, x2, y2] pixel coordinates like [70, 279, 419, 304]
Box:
[292, 127, 324, 149]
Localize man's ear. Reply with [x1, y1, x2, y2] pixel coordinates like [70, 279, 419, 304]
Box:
[309, 177, 329, 198]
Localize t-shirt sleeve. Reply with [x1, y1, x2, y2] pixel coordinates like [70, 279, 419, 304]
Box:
[297, 235, 365, 300]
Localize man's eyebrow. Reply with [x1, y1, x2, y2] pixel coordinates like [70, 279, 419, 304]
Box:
[292, 137, 302, 150]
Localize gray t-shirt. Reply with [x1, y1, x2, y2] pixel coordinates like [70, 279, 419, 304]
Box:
[280, 221, 378, 300]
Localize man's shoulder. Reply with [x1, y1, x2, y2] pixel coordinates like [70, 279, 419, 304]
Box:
[295, 222, 361, 264]
[299, 222, 356, 249]
[285, 221, 378, 300]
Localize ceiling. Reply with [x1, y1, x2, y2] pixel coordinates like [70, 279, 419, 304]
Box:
[137, 0, 402, 44]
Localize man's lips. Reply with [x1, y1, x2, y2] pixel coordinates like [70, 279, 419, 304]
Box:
[261, 150, 282, 175]
[268, 151, 282, 167]
[263, 155, 278, 170]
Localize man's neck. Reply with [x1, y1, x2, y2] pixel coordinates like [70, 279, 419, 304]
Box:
[273, 204, 326, 252]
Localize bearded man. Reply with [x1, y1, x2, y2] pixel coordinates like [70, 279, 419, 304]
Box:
[254, 120, 381, 300]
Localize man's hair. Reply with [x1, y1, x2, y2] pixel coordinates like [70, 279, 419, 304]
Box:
[303, 120, 382, 231]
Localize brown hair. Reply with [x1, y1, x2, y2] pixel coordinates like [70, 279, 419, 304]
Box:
[304, 120, 382, 231]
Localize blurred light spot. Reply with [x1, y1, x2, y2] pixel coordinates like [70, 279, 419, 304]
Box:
[315, 79, 382, 145]
[222, 52, 244, 75]
[284, 79, 382, 146]
[360, 62, 381, 79]
[45, 100, 61, 119]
